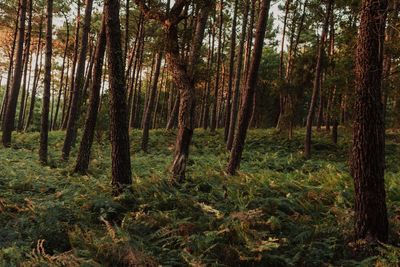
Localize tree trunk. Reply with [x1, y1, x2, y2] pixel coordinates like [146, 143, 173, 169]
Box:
[224, 0, 238, 141]
[351, 0, 388, 243]
[62, 2, 81, 130]
[53, 17, 69, 130]
[210, 0, 223, 133]
[25, 22, 43, 132]
[304, 0, 333, 159]
[226, 0, 271, 174]
[1, 2, 20, 123]
[17, 0, 32, 131]
[62, 0, 93, 160]
[2, 0, 27, 147]
[39, 0, 53, 164]
[227, 0, 249, 150]
[75, 14, 106, 174]
[105, 0, 132, 193]
[141, 52, 162, 152]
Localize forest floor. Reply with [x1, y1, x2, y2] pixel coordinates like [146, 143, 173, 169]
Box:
[0, 128, 399, 266]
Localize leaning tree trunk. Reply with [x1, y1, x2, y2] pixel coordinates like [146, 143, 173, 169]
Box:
[2, 0, 27, 147]
[105, 0, 132, 193]
[304, 0, 333, 159]
[226, 0, 271, 175]
[39, 0, 53, 164]
[351, 0, 389, 243]
[62, 0, 93, 161]
[75, 13, 106, 174]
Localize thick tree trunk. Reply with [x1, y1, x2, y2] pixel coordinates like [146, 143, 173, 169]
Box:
[141, 52, 162, 152]
[105, 0, 133, 193]
[304, 0, 333, 159]
[62, 0, 93, 161]
[226, 0, 271, 174]
[226, 0, 249, 150]
[75, 14, 107, 174]
[351, 0, 388, 242]
[39, 0, 53, 164]
[2, 0, 27, 147]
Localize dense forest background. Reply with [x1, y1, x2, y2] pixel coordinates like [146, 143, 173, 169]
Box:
[0, 0, 399, 266]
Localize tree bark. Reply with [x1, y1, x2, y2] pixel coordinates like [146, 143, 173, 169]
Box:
[224, 0, 238, 141]
[304, 0, 333, 159]
[62, 1, 81, 130]
[17, 0, 32, 131]
[227, 0, 249, 150]
[53, 17, 69, 130]
[1, 2, 20, 124]
[210, 0, 223, 133]
[25, 21, 43, 132]
[226, 0, 271, 174]
[351, 0, 389, 243]
[39, 0, 53, 164]
[75, 14, 107, 174]
[2, 0, 27, 147]
[62, 0, 93, 161]
[141, 52, 162, 152]
[105, 0, 133, 193]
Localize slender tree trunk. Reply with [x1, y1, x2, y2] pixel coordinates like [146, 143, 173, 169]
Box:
[304, 0, 333, 159]
[224, 0, 238, 141]
[166, 93, 179, 130]
[276, 0, 292, 131]
[382, 0, 399, 122]
[60, 58, 70, 128]
[226, 0, 271, 175]
[141, 52, 162, 152]
[227, 0, 249, 150]
[53, 17, 69, 130]
[105, 0, 132, 192]
[17, 0, 32, 131]
[62, 0, 93, 161]
[201, 21, 216, 130]
[75, 13, 106, 173]
[62, 3, 81, 130]
[2, 0, 27, 147]
[25, 23, 43, 132]
[351, 0, 389, 243]
[39, 0, 53, 164]
[1, 2, 20, 123]
[210, 0, 223, 133]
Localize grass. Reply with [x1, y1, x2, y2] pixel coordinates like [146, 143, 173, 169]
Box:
[0, 128, 399, 266]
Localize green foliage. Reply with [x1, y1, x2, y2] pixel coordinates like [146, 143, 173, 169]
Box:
[0, 129, 399, 266]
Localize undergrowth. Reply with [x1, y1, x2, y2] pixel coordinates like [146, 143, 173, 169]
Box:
[0, 128, 399, 266]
